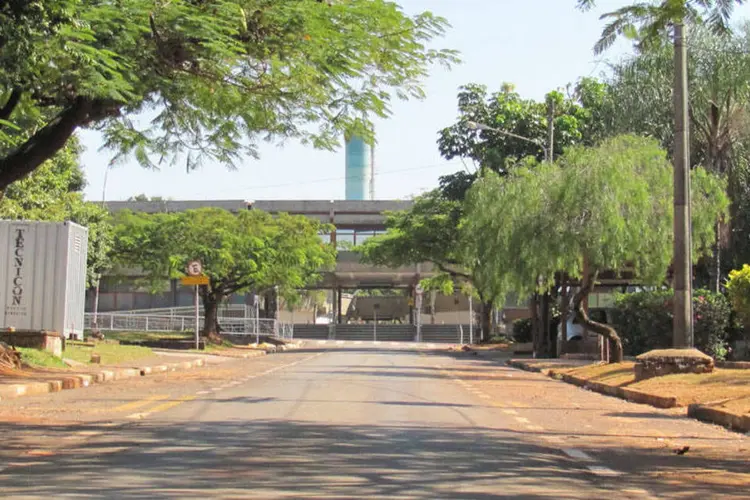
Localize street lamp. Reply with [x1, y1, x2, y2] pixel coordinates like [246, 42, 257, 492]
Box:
[466, 121, 549, 162]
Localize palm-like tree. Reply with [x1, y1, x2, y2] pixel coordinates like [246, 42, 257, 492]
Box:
[577, 0, 746, 349]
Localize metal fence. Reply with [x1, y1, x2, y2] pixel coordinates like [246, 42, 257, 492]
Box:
[84, 313, 293, 341]
[115, 305, 252, 318]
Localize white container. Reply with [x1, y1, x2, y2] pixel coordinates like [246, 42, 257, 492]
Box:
[0, 221, 89, 338]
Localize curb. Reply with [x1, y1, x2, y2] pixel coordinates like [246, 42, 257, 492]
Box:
[687, 404, 750, 433]
[717, 361, 750, 370]
[506, 359, 553, 375]
[553, 372, 678, 409]
[0, 358, 209, 402]
[506, 360, 679, 409]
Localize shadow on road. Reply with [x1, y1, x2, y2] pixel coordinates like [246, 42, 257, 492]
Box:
[0, 419, 747, 499]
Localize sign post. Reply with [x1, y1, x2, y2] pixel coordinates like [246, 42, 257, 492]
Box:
[194, 285, 199, 349]
[182, 260, 207, 350]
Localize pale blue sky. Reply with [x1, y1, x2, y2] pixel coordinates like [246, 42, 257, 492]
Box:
[80, 0, 750, 202]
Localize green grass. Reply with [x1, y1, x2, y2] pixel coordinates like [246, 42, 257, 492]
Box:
[96, 331, 191, 344]
[64, 342, 154, 366]
[17, 347, 68, 369]
[188, 339, 235, 353]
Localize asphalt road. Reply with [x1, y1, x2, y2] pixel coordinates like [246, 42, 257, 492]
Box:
[0, 345, 747, 499]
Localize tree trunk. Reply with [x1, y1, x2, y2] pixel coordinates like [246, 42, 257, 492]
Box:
[572, 270, 623, 363]
[480, 300, 492, 342]
[0, 97, 118, 190]
[541, 292, 551, 357]
[201, 288, 223, 341]
[713, 219, 721, 293]
[560, 281, 569, 356]
[530, 293, 540, 357]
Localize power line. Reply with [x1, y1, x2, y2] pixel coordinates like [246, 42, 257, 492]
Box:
[245, 160, 463, 192]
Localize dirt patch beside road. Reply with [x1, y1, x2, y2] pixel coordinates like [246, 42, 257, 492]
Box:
[559, 362, 750, 412]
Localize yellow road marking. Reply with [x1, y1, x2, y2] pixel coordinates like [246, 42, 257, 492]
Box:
[109, 394, 169, 413]
[146, 395, 197, 414]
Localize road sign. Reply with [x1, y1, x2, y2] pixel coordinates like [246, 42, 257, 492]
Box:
[186, 260, 203, 276]
[181, 275, 209, 286]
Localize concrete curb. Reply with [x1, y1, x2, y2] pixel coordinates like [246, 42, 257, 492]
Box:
[717, 360, 750, 370]
[688, 404, 750, 433]
[506, 359, 553, 375]
[553, 372, 678, 409]
[506, 359, 679, 409]
[0, 358, 209, 402]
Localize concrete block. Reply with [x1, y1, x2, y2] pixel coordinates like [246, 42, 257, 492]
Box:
[635, 348, 714, 381]
[688, 404, 750, 433]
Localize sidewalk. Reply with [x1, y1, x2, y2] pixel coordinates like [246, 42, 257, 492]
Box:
[0, 348, 267, 401]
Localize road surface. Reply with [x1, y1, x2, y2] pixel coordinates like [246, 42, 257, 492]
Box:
[0, 344, 747, 498]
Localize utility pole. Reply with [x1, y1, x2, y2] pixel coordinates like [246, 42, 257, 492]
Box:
[673, 22, 694, 348]
[547, 98, 555, 164]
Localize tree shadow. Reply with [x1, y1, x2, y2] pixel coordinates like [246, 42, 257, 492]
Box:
[0, 419, 746, 499]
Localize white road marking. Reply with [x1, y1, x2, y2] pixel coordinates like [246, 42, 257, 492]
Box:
[526, 425, 545, 431]
[501, 409, 518, 415]
[515, 417, 531, 424]
[563, 448, 593, 461]
[354, 341, 362, 345]
[390, 342, 399, 346]
[196, 390, 211, 395]
[540, 435, 563, 443]
[336, 340, 345, 345]
[478, 394, 492, 399]
[586, 465, 621, 476]
[317, 340, 327, 345]
[126, 413, 148, 420]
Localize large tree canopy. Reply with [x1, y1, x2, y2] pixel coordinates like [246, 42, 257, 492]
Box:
[436, 83, 602, 201]
[598, 24, 750, 281]
[112, 207, 336, 336]
[357, 189, 503, 339]
[0, 0, 458, 190]
[464, 135, 728, 362]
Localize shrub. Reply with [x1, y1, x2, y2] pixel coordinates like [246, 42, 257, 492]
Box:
[512, 318, 532, 343]
[726, 265, 750, 330]
[612, 288, 730, 359]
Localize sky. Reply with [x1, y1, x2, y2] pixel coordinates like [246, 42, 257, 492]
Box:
[79, 0, 750, 203]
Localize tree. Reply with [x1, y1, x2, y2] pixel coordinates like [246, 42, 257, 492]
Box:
[577, 0, 746, 350]
[465, 135, 728, 362]
[0, 0, 458, 191]
[599, 25, 750, 290]
[357, 190, 501, 339]
[0, 136, 113, 288]
[436, 83, 589, 199]
[112, 207, 335, 337]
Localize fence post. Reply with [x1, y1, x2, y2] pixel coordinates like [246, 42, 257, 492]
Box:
[145, 316, 149, 331]
[110, 314, 114, 330]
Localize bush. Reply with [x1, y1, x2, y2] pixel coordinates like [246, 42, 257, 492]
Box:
[612, 288, 730, 359]
[726, 265, 750, 331]
[512, 318, 532, 343]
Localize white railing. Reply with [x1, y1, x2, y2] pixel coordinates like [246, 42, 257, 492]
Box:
[116, 305, 251, 318]
[85, 313, 293, 341]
